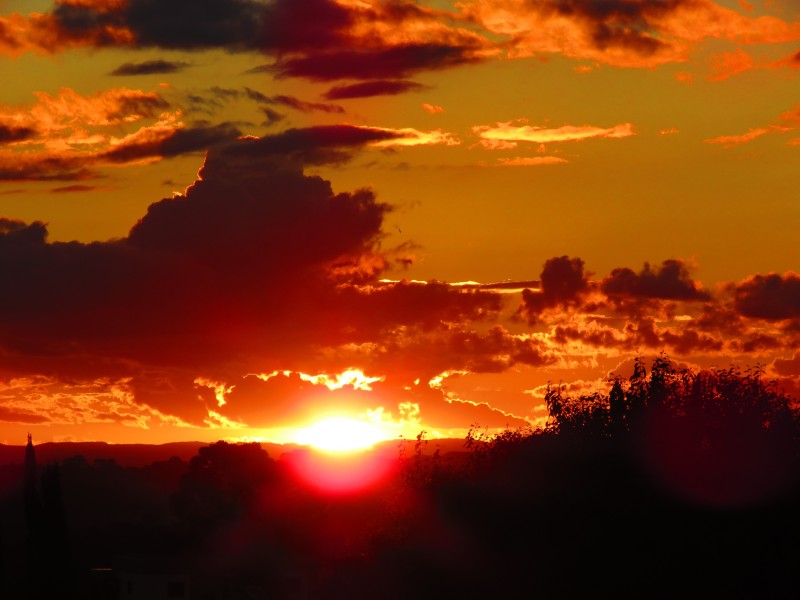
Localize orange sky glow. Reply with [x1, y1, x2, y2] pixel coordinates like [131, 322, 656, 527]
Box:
[0, 0, 799, 446]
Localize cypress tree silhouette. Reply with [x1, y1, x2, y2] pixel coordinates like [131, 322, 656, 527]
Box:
[22, 435, 76, 600]
[24, 434, 42, 532]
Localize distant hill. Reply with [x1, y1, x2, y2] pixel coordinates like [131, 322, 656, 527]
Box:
[0, 437, 468, 468]
[0, 441, 208, 468]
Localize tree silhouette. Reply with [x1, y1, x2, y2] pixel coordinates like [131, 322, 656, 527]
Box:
[170, 441, 277, 534]
[539, 354, 800, 508]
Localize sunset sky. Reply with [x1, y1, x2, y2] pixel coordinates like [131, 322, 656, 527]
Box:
[0, 0, 799, 446]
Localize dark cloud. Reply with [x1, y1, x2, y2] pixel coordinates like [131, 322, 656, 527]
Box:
[41, 0, 489, 82]
[49, 184, 104, 194]
[601, 259, 709, 301]
[0, 218, 47, 245]
[262, 0, 488, 82]
[3, 121, 406, 188]
[551, 316, 723, 355]
[2, 118, 797, 433]
[728, 333, 782, 354]
[643, 319, 723, 354]
[48, 0, 295, 53]
[525, 0, 681, 57]
[734, 272, 800, 320]
[269, 94, 344, 114]
[109, 0, 266, 51]
[241, 87, 270, 103]
[219, 124, 407, 165]
[552, 323, 623, 349]
[261, 107, 285, 126]
[126, 158, 388, 278]
[273, 43, 483, 81]
[203, 86, 344, 114]
[101, 122, 242, 163]
[551, 0, 678, 54]
[0, 155, 510, 426]
[538, 256, 590, 301]
[0, 125, 36, 143]
[690, 303, 744, 336]
[106, 93, 171, 121]
[0, 133, 504, 424]
[442, 326, 552, 373]
[260, 0, 353, 53]
[110, 59, 191, 76]
[518, 256, 589, 322]
[323, 80, 427, 100]
[0, 161, 94, 183]
[244, 63, 274, 74]
[552, 0, 683, 23]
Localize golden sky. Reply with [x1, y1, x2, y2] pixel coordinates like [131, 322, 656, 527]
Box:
[0, 0, 799, 445]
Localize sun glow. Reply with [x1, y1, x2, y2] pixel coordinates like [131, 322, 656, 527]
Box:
[289, 416, 396, 494]
[294, 416, 389, 453]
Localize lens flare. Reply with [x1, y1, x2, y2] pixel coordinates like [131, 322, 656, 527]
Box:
[290, 416, 395, 493]
[288, 449, 393, 494]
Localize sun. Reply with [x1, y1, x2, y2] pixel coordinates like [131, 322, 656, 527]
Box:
[293, 416, 389, 453]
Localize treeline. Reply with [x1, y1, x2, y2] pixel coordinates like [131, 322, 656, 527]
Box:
[394, 355, 800, 598]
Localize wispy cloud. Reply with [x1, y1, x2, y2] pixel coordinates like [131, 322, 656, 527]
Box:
[473, 121, 635, 148]
[110, 59, 191, 76]
[323, 80, 426, 100]
[706, 104, 799, 146]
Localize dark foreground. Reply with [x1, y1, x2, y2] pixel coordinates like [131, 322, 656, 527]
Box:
[3, 358, 800, 599]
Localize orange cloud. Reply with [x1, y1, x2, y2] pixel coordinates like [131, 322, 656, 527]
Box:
[706, 46, 800, 79]
[708, 48, 756, 80]
[0, 90, 457, 179]
[492, 156, 568, 167]
[706, 127, 771, 145]
[777, 105, 800, 125]
[656, 0, 800, 45]
[3, 0, 799, 90]
[473, 121, 635, 147]
[422, 103, 445, 114]
[461, 0, 800, 68]
[461, 0, 687, 67]
[0, 375, 189, 429]
[0, 87, 206, 180]
[706, 103, 800, 146]
[369, 126, 460, 147]
[0, 10, 132, 56]
[0, 87, 168, 136]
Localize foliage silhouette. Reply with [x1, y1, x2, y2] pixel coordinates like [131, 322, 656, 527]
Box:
[170, 440, 277, 534]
